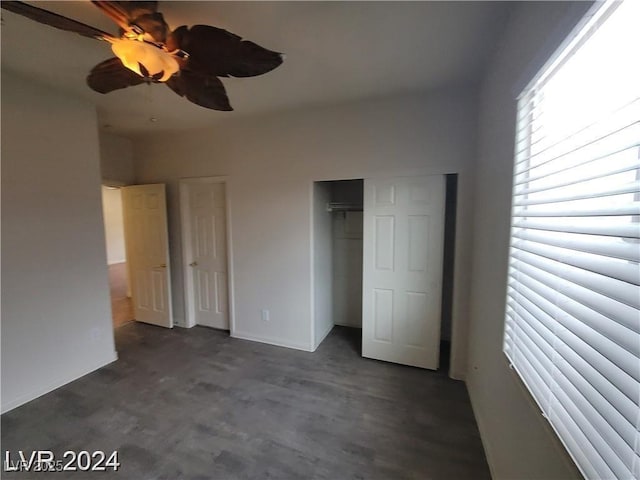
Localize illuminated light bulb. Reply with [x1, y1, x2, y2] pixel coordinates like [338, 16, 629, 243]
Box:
[111, 38, 179, 82]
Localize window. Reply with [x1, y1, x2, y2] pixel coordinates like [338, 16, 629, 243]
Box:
[504, 1, 639, 479]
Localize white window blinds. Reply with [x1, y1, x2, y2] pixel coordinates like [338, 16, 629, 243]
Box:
[503, 1, 640, 479]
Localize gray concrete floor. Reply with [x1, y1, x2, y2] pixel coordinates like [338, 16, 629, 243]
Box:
[1, 323, 490, 479]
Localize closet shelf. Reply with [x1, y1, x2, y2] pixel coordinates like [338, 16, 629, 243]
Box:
[326, 202, 363, 213]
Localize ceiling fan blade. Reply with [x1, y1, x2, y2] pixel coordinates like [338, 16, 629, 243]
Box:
[92, 1, 168, 43]
[87, 57, 146, 94]
[167, 25, 283, 78]
[1, 1, 114, 40]
[166, 71, 232, 111]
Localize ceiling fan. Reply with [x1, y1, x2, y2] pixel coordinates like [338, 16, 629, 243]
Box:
[1, 1, 284, 111]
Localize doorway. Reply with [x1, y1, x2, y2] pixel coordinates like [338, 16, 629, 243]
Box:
[101, 185, 134, 328]
[180, 177, 232, 330]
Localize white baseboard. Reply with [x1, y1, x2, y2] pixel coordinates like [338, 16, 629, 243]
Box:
[1, 351, 119, 414]
[107, 259, 126, 266]
[172, 316, 188, 328]
[231, 331, 312, 352]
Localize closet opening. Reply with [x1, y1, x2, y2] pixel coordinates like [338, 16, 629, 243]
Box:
[313, 179, 364, 353]
[312, 175, 456, 375]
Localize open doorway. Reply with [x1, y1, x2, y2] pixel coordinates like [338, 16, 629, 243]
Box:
[101, 185, 134, 328]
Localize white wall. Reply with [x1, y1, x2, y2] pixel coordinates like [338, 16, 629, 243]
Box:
[101, 187, 126, 265]
[312, 182, 334, 349]
[99, 132, 135, 185]
[133, 88, 478, 376]
[466, 2, 593, 478]
[1, 73, 117, 413]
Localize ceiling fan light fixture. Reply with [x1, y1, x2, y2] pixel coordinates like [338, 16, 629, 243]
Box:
[111, 38, 178, 82]
[2, 1, 284, 110]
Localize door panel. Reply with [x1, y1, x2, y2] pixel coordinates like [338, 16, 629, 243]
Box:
[197, 270, 211, 311]
[362, 175, 445, 369]
[373, 288, 393, 342]
[375, 216, 395, 271]
[186, 181, 229, 329]
[405, 291, 429, 346]
[122, 184, 173, 328]
[408, 215, 429, 271]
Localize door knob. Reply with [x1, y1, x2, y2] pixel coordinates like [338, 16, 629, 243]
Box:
[189, 261, 198, 267]
[155, 263, 167, 268]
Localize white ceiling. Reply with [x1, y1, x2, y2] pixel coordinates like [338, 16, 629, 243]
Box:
[1, 1, 511, 135]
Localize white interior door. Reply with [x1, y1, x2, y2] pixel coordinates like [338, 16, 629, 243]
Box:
[362, 175, 445, 369]
[122, 184, 173, 328]
[182, 180, 229, 329]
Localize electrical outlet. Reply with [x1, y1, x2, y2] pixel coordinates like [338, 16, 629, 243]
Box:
[261, 309, 270, 322]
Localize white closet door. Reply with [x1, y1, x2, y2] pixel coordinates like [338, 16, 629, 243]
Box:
[362, 175, 445, 369]
[187, 181, 229, 329]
